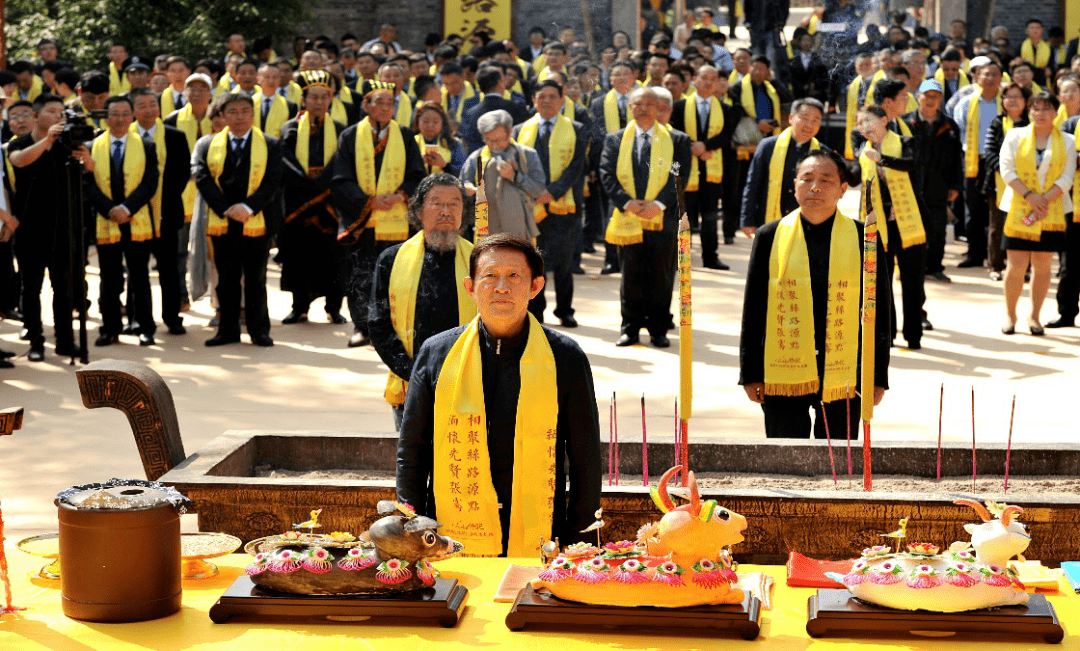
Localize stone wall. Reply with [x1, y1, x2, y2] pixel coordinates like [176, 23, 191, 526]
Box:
[966, 0, 1063, 45]
[511, 0, 614, 53]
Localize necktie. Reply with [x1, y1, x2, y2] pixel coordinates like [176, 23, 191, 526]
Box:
[539, 119, 552, 141]
[111, 140, 125, 201]
[263, 96, 271, 119]
[232, 136, 244, 153]
[176, 91, 185, 109]
[698, 99, 708, 136]
[111, 140, 123, 170]
[634, 132, 650, 195]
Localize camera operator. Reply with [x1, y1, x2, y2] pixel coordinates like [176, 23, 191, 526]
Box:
[8, 93, 94, 361]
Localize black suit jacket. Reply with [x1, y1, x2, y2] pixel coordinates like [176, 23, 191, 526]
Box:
[256, 98, 298, 133]
[511, 117, 588, 208]
[191, 129, 284, 223]
[666, 127, 693, 234]
[789, 51, 830, 101]
[599, 126, 677, 213]
[588, 92, 630, 171]
[329, 122, 425, 235]
[84, 134, 159, 221]
[156, 125, 191, 230]
[669, 99, 737, 205]
[460, 95, 529, 153]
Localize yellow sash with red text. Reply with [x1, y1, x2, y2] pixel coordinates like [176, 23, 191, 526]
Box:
[356, 117, 408, 241]
[516, 114, 577, 221]
[605, 122, 674, 245]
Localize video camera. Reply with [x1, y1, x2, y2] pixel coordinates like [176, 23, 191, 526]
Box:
[58, 108, 105, 149]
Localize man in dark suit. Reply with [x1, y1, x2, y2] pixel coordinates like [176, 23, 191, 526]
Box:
[669, 64, 737, 268]
[130, 87, 191, 336]
[589, 60, 638, 274]
[192, 92, 284, 347]
[84, 95, 159, 346]
[513, 80, 587, 327]
[599, 87, 678, 347]
[460, 67, 528, 153]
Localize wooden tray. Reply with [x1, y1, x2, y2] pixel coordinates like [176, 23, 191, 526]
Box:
[806, 589, 1064, 643]
[505, 584, 761, 639]
[209, 575, 468, 628]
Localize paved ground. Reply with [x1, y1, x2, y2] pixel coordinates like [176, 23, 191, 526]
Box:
[2, 186, 1078, 537]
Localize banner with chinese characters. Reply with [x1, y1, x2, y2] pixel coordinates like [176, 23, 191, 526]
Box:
[444, 0, 512, 40]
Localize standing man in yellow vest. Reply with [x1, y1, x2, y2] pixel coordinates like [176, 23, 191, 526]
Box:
[85, 95, 160, 347]
[331, 80, 425, 348]
[191, 93, 284, 347]
[160, 57, 191, 118]
[369, 174, 476, 429]
[670, 65, 738, 267]
[252, 63, 296, 138]
[130, 87, 191, 337]
[107, 43, 130, 96]
[953, 59, 1003, 269]
[935, 49, 968, 105]
[537, 43, 569, 82]
[397, 233, 601, 557]
[513, 80, 588, 327]
[1022, 19, 1051, 87]
[600, 87, 679, 347]
[740, 150, 890, 438]
[164, 72, 214, 310]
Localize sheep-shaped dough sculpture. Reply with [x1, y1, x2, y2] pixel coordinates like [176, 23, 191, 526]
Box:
[531, 467, 748, 608]
[828, 499, 1031, 612]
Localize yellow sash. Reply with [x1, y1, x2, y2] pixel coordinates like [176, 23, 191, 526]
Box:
[128, 120, 166, 231]
[1006, 125, 1067, 240]
[284, 81, 302, 105]
[174, 104, 213, 221]
[1021, 39, 1051, 68]
[516, 114, 577, 221]
[860, 131, 925, 251]
[331, 97, 349, 125]
[215, 72, 234, 96]
[934, 67, 969, 90]
[561, 97, 576, 119]
[996, 115, 1017, 206]
[416, 134, 452, 174]
[531, 53, 547, 75]
[4, 149, 15, 194]
[205, 127, 268, 237]
[108, 61, 130, 96]
[1053, 104, 1073, 130]
[385, 232, 476, 405]
[766, 128, 819, 225]
[965, 91, 1002, 177]
[253, 92, 289, 137]
[739, 75, 780, 122]
[764, 210, 860, 401]
[160, 88, 183, 121]
[603, 89, 624, 133]
[395, 93, 413, 126]
[844, 76, 862, 160]
[683, 92, 724, 191]
[604, 122, 674, 245]
[538, 66, 565, 82]
[433, 314, 558, 558]
[441, 82, 477, 123]
[90, 132, 154, 245]
[865, 70, 885, 106]
[296, 113, 338, 174]
[356, 117, 408, 241]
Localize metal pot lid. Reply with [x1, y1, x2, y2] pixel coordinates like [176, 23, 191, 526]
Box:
[56, 478, 191, 513]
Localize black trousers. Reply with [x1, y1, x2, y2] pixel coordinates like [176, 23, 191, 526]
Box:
[152, 223, 182, 329]
[923, 200, 948, 275]
[963, 165, 989, 263]
[210, 230, 270, 338]
[98, 233, 155, 337]
[685, 188, 722, 264]
[0, 241, 17, 313]
[343, 229, 392, 334]
[530, 213, 576, 319]
[618, 229, 676, 337]
[15, 238, 74, 349]
[282, 220, 344, 315]
[1057, 219, 1080, 319]
[883, 220, 927, 344]
[762, 392, 863, 439]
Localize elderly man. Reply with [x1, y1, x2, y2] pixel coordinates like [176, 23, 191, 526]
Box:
[670, 65, 737, 267]
[331, 80, 425, 348]
[740, 150, 891, 438]
[397, 233, 602, 557]
[512, 80, 588, 327]
[599, 87, 678, 347]
[369, 174, 478, 429]
[191, 92, 284, 347]
[461, 109, 546, 241]
[741, 98, 835, 233]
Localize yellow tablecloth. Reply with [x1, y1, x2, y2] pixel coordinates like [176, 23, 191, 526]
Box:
[0, 547, 1076, 650]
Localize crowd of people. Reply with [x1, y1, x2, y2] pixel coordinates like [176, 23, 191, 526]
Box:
[0, 8, 1075, 407]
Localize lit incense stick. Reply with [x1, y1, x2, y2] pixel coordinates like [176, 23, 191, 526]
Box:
[821, 402, 839, 487]
[971, 386, 976, 491]
[641, 393, 648, 486]
[845, 381, 852, 475]
[608, 396, 613, 486]
[1005, 395, 1016, 493]
[614, 392, 619, 485]
[936, 383, 943, 482]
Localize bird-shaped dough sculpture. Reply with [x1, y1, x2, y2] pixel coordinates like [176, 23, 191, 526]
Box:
[293, 509, 323, 534]
[880, 518, 909, 552]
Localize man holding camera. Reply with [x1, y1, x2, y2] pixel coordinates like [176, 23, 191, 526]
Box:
[8, 94, 94, 361]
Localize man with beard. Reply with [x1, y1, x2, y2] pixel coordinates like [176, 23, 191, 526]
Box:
[369, 174, 478, 429]
[331, 80, 425, 348]
[279, 70, 348, 325]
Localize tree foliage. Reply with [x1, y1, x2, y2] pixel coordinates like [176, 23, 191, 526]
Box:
[5, 0, 316, 70]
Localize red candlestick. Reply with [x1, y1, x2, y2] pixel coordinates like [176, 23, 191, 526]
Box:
[614, 392, 619, 485]
[971, 386, 976, 491]
[845, 382, 852, 475]
[641, 394, 648, 486]
[680, 420, 690, 488]
[673, 398, 680, 474]
[1005, 395, 1016, 493]
[608, 397, 613, 486]
[863, 422, 872, 491]
[936, 383, 943, 482]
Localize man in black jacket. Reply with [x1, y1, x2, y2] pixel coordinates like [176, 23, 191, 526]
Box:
[192, 92, 284, 347]
[84, 95, 159, 347]
[740, 150, 891, 438]
[513, 80, 587, 327]
[130, 87, 190, 336]
[589, 60, 638, 275]
[460, 67, 528, 154]
[396, 234, 601, 556]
